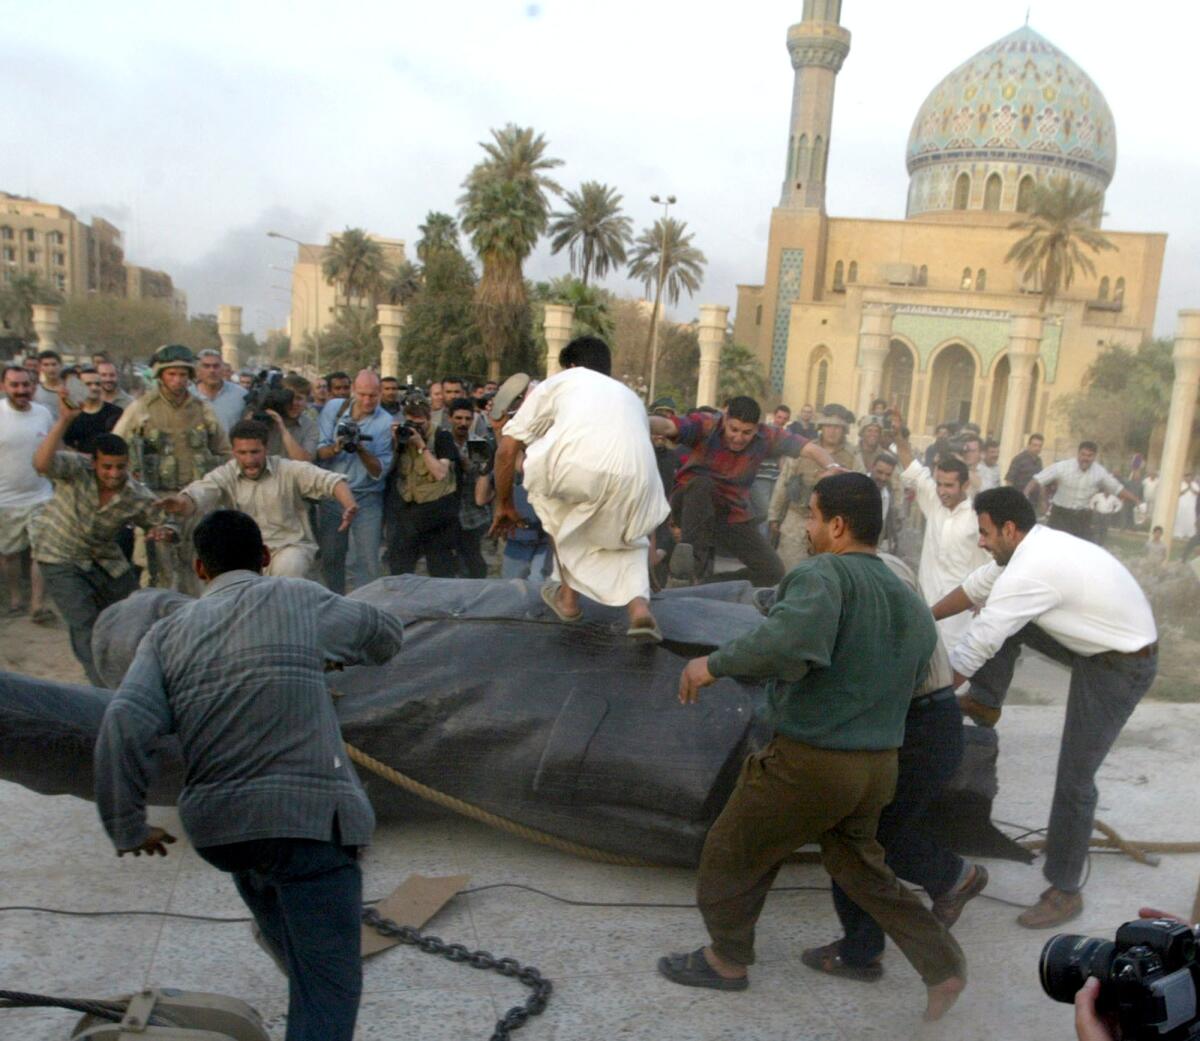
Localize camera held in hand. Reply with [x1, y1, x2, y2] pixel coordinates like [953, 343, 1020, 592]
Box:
[335, 417, 372, 454]
[394, 422, 418, 446]
[466, 437, 493, 475]
[1040, 918, 1200, 1040]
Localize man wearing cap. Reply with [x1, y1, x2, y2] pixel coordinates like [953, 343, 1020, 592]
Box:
[768, 410, 854, 571]
[114, 345, 231, 594]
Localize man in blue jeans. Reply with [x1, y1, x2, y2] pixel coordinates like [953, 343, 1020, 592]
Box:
[95, 509, 406, 1041]
[933, 486, 1158, 929]
[316, 370, 394, 593]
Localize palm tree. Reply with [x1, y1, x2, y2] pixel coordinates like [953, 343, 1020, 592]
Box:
[717, 342, 767, 401]
[322, 305, 381, 372]
[1005, 178, 1117, 313]
[379, 260, 422, 306]
[322, 228, 387, 307]
[416, 212, 460, 262]
[459, 123, 563, 381]
[0, 272, 61, 344]
[531, 276, 616, 347]
[627, 217, 707, 390]
[548, 182, 633, 286]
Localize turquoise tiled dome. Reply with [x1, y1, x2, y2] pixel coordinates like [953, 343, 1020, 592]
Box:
[906, 26, 1116, 185]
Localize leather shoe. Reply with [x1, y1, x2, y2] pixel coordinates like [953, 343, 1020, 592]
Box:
[1017, 887, 1083, 929]
[931, 863, 988, 927]
[957, 694, 1001, 727]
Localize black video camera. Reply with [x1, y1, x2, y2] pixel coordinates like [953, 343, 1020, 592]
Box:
[245, 369, 289, 424]
[466, 437, 493, 475]
[1041, 919, 1200, 1040]
[394, 421, 418, 445]
[335, 417, 373, 454]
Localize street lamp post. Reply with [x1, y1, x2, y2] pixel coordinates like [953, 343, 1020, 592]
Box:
[646, 193, 676, 405]
[267, 231, 321, 375]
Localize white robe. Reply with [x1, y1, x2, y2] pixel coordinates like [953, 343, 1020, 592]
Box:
[1175, 483, 1198, 540]
[504, 367, 670, 606]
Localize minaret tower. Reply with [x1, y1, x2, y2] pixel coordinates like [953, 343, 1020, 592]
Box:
[780, 0, 850, 210]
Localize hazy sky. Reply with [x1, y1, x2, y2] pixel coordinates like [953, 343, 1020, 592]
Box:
[2, 0, 1195, 339]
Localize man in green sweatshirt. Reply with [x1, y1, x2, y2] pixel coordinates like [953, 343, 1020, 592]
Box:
[657, 471, 967, 1022]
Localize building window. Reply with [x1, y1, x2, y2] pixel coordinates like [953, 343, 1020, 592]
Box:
[847, 261, 858, 284]
[953, 173, 970, 210]
[811, 135, 826, 183]
[24, 228, 35, 242]
[1017, 175, 1036, 213]
[1098, 276, 1110, 300]
[755, 303, 763, 326]
[53, 251, 65, 266]
[27, 249, 37, 264]
[0, 226, 11, 240]
[1114, 277, 1125, 305]
[2, 247, 12, 262]
[918, 264, 928, 286]
[54, 273, 65, 292]
[832, 260, 844, 291]
[983, 173, 1003, 211]
[960, 267, 973, 290]
[975, 268, 987, 291]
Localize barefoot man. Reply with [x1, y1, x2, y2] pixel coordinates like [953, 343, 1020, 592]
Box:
[490, 337, 669, 642]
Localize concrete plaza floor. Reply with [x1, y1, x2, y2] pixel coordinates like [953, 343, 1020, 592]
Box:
[3, 657, 1199, 1041]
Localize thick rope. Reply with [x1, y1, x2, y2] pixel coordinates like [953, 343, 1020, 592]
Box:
[344, 742, 659, 868]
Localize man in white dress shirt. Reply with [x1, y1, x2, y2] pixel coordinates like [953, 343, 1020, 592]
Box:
[1025, 441, 1139, 542]
[932, 486, 1157, 929]
[892, 412, 990, 645]
[491, 336, 670, 642]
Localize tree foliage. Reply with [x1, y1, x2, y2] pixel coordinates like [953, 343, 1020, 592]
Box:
[398, 245, 483, 381]
[717, 342, 768, 402]
[321, 306, 381, 373]
[416, 212, 460, 262]
[322, 227, 387, 306]
[548, 182, 632, 286]
[379, 259, 422, 306]
[530, 276, 615, 342]
[459, 123, 563, 380]
[627, 217, 707, 376]
[0, 272, 63, 344]
[1005, 178, 1117, 312]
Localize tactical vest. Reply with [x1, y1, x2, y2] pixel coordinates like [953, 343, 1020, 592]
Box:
[127, 391, 223, 491]
[398, 438, 457, 505]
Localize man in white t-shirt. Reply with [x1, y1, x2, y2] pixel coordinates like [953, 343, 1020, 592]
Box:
[0, 365, 54, 621]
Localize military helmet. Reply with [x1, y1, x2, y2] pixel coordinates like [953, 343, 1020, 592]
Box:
[150, 344, 196, 379]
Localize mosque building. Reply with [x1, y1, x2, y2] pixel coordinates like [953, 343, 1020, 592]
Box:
[732, 0, 1165, 461]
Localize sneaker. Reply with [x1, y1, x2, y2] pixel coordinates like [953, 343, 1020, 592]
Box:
[1017, 887, 1083, 929]
[931, 863, 989, 927]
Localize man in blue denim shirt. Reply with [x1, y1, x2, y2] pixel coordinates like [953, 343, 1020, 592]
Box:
[316, 371, 394, 593]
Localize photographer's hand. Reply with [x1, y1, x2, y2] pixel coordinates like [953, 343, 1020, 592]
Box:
[1076, 978, 1121, 1041]
[264, 408, 285, 428]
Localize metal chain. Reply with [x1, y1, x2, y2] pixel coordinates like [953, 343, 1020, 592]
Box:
[361, 907, 552, 1040]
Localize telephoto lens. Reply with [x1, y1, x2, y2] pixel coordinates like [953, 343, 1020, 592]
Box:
[1039, 933, 1117, 1005]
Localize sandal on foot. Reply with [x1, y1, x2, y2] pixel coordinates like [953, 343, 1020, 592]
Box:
[540, 582, 582, 623]
[30, 608, 56, 626]
[627, 618, 663, 644]
[657, 948, 748, 991]
[800, 941, 883, 982]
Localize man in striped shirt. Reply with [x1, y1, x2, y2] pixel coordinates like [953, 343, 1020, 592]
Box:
[1025, 441, 1139, 542]
[95, 509, 405, 1041]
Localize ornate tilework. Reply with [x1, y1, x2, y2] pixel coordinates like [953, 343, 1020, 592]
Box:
[906, 26, 1116, 195]
[892, 306, 1062, 382]
[770, 249, 804, 392]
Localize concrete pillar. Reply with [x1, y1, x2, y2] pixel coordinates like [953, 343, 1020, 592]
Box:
[696, 304, 729, 408]
[31, 303, 60, 352]
[998, 312, 1043, 469]
[377, 304, 405, 379]
[543, 303, 574, 378]
[855, 303, 892, 418]
[218, 305, 243, 368]
[1151, 311, 1200, 549]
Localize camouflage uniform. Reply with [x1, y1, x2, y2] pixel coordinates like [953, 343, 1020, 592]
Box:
[768, 441, 855, 571]
[113, 387, 230, 594]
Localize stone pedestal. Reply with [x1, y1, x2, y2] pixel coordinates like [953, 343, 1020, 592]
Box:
[855, 303, 892, 418]
[1151, 311, 1200, 548]
[31, 304, 60, 353]
[543, 303, 574, 378]
[696, 304, 729, 408]
[998, 312, 1044, 470]
[218, 305, 243, 368]
[377, 304, 405, 379]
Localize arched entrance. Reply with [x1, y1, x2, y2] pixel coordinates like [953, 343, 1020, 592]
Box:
[807, 347, 832, 408]
[926, 344, 976, 432]
[880, 340, 915, 416]
[987, 354, 1043, 440]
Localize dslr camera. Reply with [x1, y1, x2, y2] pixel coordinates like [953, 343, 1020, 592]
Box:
[335, 417, 372, 454]
[244, 368, 285, 421]
[1040, 918, 1200, 1040]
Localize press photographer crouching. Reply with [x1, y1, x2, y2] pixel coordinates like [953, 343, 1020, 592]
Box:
[315, 371, 394, 594]
[386, 396, 459, 577]
[1041, 908, 1200, 1041]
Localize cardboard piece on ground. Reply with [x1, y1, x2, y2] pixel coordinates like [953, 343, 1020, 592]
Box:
[361, 873, 471, 958]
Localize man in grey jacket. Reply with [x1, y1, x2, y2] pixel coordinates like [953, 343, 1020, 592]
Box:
[95, 509, 405, 1041]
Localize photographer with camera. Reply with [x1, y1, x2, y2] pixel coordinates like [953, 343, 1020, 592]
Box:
[257, 386, 318, 463]
[315, 371, 393, 593]
[386, 396, 459, 577]
[193, 348, 248, 434]
[445, 397, 494, 578]
[159, 420, 357, 579]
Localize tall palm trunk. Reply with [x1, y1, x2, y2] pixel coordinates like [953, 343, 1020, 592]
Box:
[642, 279, 664, 382]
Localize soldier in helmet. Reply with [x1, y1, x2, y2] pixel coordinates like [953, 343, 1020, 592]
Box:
[114, 345, 231, 594]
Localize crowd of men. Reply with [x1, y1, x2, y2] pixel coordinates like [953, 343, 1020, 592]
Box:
[0, 337, 1168, 1039]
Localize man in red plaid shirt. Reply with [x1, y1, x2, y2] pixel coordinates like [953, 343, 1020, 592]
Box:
[650, 396, 840, 586]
